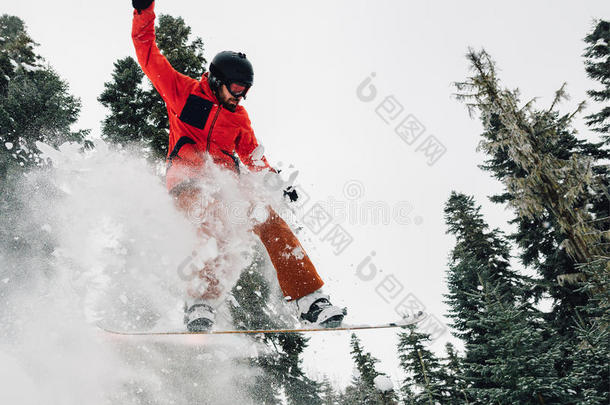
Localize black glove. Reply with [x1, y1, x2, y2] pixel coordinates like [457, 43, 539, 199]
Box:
[283, 186, 298, 202]
[132, 0, 153, 11]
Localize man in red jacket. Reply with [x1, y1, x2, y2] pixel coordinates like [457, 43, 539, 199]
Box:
[131, 0, 346, 331]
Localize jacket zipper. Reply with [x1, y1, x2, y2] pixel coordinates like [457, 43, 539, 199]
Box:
[206, 105, 222, 153]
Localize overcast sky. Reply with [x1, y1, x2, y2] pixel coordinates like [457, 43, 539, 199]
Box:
[3, 0, 608, 389]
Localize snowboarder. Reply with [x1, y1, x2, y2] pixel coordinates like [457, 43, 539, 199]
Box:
[131, 0, 346, 331]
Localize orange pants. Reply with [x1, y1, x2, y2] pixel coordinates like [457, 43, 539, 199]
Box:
[174, 186, 324, 301]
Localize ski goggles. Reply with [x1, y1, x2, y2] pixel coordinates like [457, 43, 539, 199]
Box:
[226, 81, 250, 98]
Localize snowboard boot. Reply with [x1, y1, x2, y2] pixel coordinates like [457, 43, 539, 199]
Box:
[297, 290, 347, 328]
[184, 301, 215, 332]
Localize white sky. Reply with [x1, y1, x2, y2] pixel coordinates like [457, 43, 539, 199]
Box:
[3, 0, 608, 391]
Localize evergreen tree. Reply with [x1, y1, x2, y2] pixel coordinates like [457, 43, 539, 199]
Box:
[350, 334, 381, 391]
[397, 324, 445, 405]
[583, 19, 610, 139]
[457, 50, 610, 400]
[472, 272, 569, 404]
[454, 49, 609, 398]
[281, 332, 324, 405]
[0, 14, 89, 183]
[340, 383, 364, 405]
[437, 342, 468, 404]
[564, 260, 610, 404]
[320, 377, 339, 405]
[229, 250, 323, 405]
[230, 262, 281, 404]
[455, 48, 608, 267]
[343, 333, 398, 404]
[0, 15, 89, 265]
[444, 192, 573, 404]
[97, 57, 156, 150]
[443, 192, 522, 344]
[98, 14, 207, 158]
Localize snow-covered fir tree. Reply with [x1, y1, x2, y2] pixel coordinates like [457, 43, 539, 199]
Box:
[454, 48, 609, 402]
[444, 192, 573, 403]
[455, 48, 607, 266]
[436, 342, 468, 404]
[320, 377, 340, 405]
[230, 250, 323, 405]
[0, 14, 90, 177]
[341, 333, 398, 405]
[396, 324, 445, 404]
[583, 19, 610, 139]
[0, 14, 89, 281]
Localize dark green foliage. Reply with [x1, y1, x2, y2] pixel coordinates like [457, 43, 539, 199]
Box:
[320, 377, 340, 405]
[155, 15, 207, 78]
[443, 192, 522, 344]
[0, 14, 89, 181]
[98, 14, 207, 159]
[349, 334, 382, 390]
[0, 15, 88, 268]
[230, 250, 323, 405]
[437, 343, 468, 403]
[341, 334, 398, 404]
[0, 15, 37, 105]
[583, 20, 610, 139]
[97, 57, 156, 148]
[454, 48, 610, 403]
[443, 192, 573, 404]
[563, 260, 610, 404]
[397, 324, 445, 404]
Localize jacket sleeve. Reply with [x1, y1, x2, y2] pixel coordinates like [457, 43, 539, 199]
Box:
[235, 113, 273, 172]
[131, 2, 194, 113]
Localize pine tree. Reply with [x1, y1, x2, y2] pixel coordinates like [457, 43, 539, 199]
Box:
[350, 334, 381, 391]
[397, 324, 445, 405]
[229, 250, 323, 405]
[443, 192, 522, 344]
[97, 57, 156, 149]
[0, 15, 89, 264]
[98, 14, 207, 159]
[230, 261, 281, 404]
[320, 377, 339, 405]
[454, 48, 609, 401]
[563, 259, 610, 404]
[343, 333, 398, 404]
[437, 342, 468, 404]
[281, 332, 324, 405]
[444, 192, 574, 404]
[0, 14, 89, 182]
[455, 49, 608, 267]
[583, 19, 610, 139]
[472, 274, 569, 403]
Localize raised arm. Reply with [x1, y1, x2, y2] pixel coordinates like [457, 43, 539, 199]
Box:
[131, 0, 195, 113]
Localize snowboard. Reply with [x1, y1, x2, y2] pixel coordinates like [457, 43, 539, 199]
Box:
[98, 312, 428, 336]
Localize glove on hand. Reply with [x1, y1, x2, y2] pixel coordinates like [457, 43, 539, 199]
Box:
[132, 0, 153, 11]
[283, 186, 299, 202]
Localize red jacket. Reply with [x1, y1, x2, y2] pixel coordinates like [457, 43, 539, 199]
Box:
[132, 2, 270, 192]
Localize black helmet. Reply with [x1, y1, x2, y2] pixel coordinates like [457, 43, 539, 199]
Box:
[209, 51, 253, 87]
